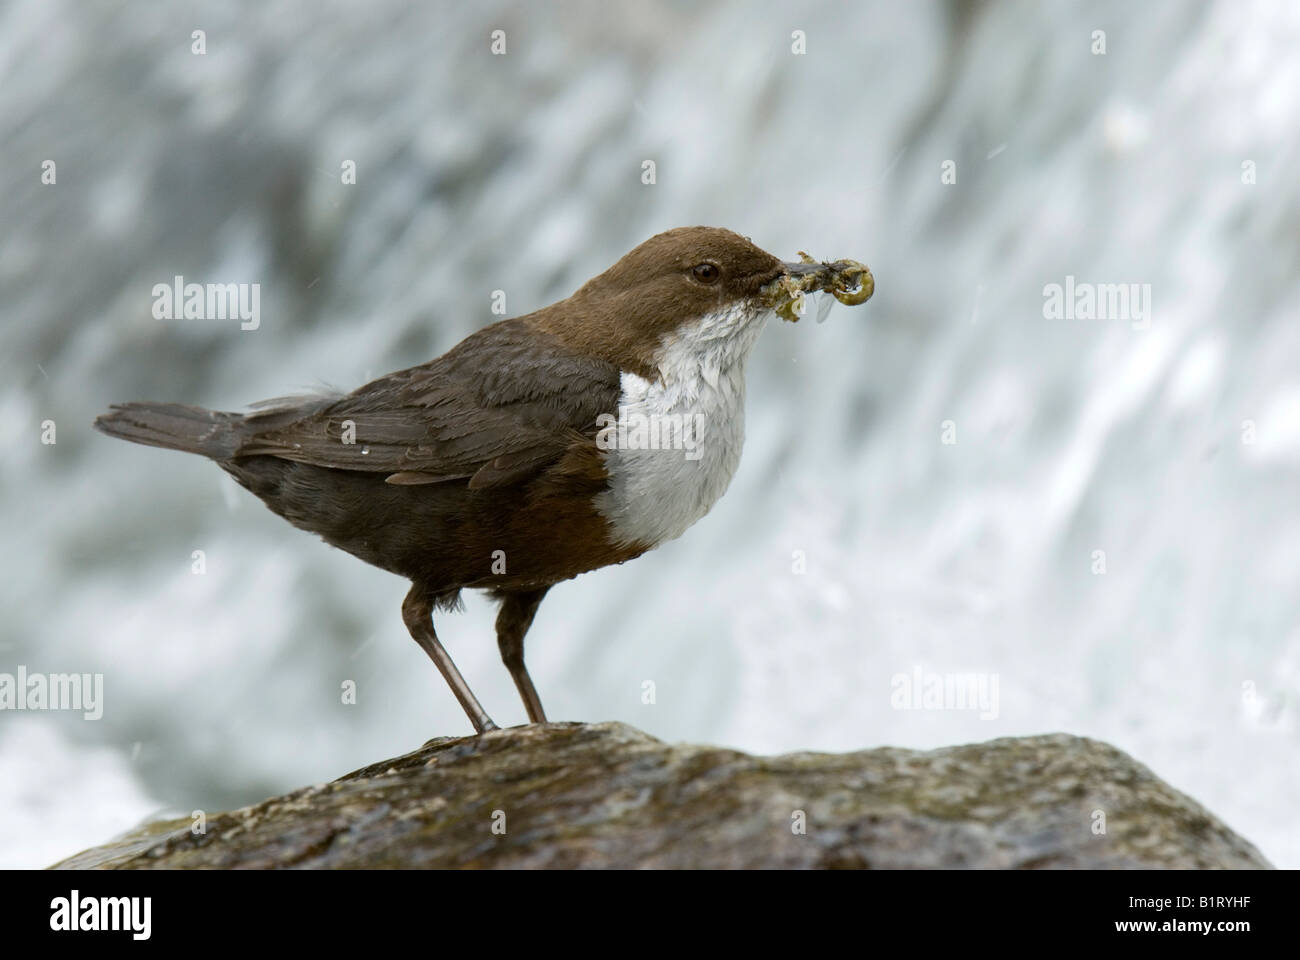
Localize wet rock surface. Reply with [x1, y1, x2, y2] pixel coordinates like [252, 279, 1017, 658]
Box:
[53, 722, 1271, 869]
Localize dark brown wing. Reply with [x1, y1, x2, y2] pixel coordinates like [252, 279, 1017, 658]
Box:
[235, 318, 621, 489]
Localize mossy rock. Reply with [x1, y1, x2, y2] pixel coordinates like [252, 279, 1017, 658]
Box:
[52, 722, 1271, 869]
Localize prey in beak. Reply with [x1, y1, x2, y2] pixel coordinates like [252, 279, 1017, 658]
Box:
[762, 252, 874, 321]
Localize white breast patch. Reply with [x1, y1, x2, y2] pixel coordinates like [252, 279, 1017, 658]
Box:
[595, 302, 771, 548]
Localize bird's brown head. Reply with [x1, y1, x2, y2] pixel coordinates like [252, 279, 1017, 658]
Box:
[532, 226, 873, 378]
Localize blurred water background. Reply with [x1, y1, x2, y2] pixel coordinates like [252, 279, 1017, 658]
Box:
[1, 0, 1297, 868]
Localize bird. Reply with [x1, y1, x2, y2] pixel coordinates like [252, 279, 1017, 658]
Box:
[95, 226, 873, 733]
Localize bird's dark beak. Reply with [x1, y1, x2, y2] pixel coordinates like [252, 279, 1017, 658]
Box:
[780, 259, 826, 278]
[762, 253, 874, 321]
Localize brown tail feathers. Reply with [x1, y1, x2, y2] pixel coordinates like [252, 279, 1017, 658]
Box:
[94, 403, 242, 459]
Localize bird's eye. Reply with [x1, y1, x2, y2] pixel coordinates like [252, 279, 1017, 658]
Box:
[692, 262, 721, 283]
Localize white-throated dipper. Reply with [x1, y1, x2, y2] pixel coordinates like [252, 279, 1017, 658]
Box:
[96, 227, 873, 733]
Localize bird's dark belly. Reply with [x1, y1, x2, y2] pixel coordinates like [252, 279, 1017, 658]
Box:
[221, 455, 645, 591]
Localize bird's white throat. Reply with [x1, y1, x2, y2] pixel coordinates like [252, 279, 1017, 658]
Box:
[595, 301, 771, 547]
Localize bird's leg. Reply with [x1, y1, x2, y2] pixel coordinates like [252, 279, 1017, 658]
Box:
[495, 587, 551, 723]
[402, 585, 498, 734]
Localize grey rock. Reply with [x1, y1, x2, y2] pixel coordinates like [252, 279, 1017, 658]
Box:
[52, 723, 1272, 869]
